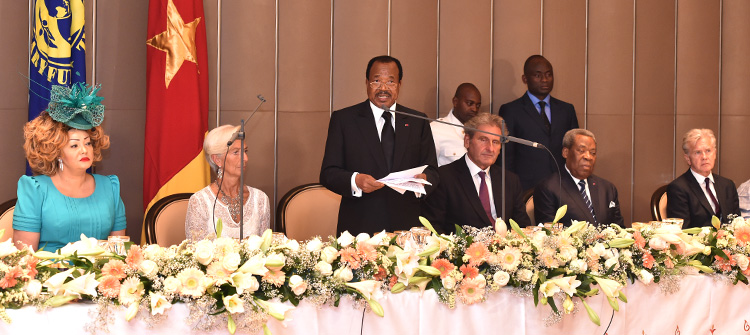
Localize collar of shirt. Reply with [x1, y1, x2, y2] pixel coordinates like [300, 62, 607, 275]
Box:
[369, 101, 396, 124]
[465, 155, 490, 181]
[565, 165, 592, 200]
[690, 168, 714, 186]
[526, 91, 551, 110]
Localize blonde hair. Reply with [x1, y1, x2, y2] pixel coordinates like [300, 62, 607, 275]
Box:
[203, 125, 240, 171]
[682, 128, 716, 154]
[463, 113, 506, 138]
[23, 113, 110, 176]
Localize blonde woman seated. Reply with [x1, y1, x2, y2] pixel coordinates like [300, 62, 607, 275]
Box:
[185, 125, 270, 239]
[13, 84, 127, 251]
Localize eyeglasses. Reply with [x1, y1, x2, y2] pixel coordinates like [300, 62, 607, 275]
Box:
[369, 79, 398, 88]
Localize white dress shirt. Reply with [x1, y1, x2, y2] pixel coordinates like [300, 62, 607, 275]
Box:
[465, 155, 497, 220]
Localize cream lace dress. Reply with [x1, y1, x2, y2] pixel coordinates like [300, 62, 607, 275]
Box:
[185, 185, 271, 240]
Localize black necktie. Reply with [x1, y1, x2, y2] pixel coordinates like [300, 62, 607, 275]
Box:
[539, 101, 550, 133]
[705, 177, 721, 216]
[578, 180, 597, 224]
[381, 111, 395, 171]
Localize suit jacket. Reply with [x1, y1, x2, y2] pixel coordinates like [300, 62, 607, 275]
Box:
[320, 100, 439, 235]
[422, 156, 531, 234]
[666, 169, 740, 229]
[497, 93, 578, 191]
[534, 170, 624, 226]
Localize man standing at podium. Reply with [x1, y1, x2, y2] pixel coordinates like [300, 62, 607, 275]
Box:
[320, 55, 439, 235]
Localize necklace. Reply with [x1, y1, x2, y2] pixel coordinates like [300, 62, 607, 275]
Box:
[218, 185, 243, 223]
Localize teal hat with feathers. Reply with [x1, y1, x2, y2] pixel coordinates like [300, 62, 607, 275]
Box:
[46, 82, 105, 130]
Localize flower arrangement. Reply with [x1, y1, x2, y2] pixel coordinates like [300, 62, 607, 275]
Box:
[1, 213, 749, 333]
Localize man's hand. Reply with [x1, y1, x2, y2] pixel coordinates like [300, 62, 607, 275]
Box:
[355, 173, 384, 193]
[414, 173, 427, 181]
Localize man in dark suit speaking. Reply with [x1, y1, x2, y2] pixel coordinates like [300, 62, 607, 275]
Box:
[498, 55, 579, 191]
[422, 114, 530, 233]
[667, 128, 740, 228]
[534, 129, 623, 226]
[320, 55, 439, 235]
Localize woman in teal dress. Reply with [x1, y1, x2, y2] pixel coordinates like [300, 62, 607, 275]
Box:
[13, 84, 127, 252]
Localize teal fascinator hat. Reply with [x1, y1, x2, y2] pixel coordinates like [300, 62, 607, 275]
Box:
[46, 82, 105, 130]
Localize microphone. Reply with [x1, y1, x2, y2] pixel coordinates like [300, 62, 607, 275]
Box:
[380, 105, 546, 149]
[227, 95, 266, 146]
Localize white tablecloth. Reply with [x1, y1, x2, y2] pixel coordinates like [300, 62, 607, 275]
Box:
[3, 275, 749, 334]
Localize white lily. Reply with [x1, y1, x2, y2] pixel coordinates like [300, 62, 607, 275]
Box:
[345, 280, 383, 301]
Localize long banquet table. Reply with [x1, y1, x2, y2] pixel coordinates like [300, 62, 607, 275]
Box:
[3, 275, 749, 334]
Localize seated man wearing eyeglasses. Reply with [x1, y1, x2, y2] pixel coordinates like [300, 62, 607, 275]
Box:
[498, 55, 579, 192]
[320, 55, 439, 236]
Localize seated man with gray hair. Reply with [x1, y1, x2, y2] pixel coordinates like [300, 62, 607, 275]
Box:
[667, 128, 740, 228]
[422, 113, 530, 233]
[534, 128, 624, 226]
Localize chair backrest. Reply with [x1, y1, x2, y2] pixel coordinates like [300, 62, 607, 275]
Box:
[0, 199, 16, 241]
[277, 183, 341, 241]
[144, 193, 192, 247]
[522, 189, 535, 225]
[650, 185, 668, 221]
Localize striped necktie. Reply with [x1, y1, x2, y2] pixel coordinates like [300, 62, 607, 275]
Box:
[578, 180, 597, 224]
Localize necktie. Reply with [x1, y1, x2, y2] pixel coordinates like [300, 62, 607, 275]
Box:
[381, 111, 395, 171]
[705, 177, 721, 215]
[578, 180, 597, 224]
[539, 101, 550, 133]
[478, 171, 493, 223]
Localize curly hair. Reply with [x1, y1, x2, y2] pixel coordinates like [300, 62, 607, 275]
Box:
[23, 112, 110, 176]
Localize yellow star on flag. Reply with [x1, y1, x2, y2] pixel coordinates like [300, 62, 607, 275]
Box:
[146, 0, 201, 88]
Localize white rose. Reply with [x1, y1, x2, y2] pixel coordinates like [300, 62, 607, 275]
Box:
[334, 266, 353, 282]
[163, 276, 181, 294]
[569, 259, 588, 273]
[194, 240, 214, 266]
[0, 239, 19, 258]
[284, 239, 300, 252]
[355, 233, 371, 243]
[321, 246, 339, 264]
[604, 257, 620, 270]
[517, 269, 533, 282]
[558, 245, 578, 263]
[139, 260, 159, 277]
[649, 237, 669, 251]
[337, 231, 355, 247]
[703, 246, 712, 255]
[639, 269, 654, 285]
[305, 238, 323, 252]
[441, 276, 456, 290]
[289, 275, 308, 295]
[474, 274, 487, 288]
[143, 244, 162, 260]
[222, 253, 241, 272]
[735, 254, 750, 271]
[493, 271, 510, 286]
[314, 261, 333, 276]
[592, 243, 607, 257]
[24, 279, 42, 298]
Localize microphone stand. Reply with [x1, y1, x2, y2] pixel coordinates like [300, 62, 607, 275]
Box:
[229, 95, 266, 240]
[501, 119, 507, 224]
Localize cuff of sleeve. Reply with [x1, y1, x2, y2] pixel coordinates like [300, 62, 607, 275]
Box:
[351, 172, 362, 197]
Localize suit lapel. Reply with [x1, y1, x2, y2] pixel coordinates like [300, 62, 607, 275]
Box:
[458, 159, 493, 226]
[562, 173, 596, 223]
[489, 166, 506, 221]
[354, 101, 388, 173]
[686, 172, 715, 215]
[521, 95, 549, 134]
[392, 106, 410, 170]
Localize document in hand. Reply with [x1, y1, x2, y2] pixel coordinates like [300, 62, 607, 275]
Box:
[377, 165, 432, 196]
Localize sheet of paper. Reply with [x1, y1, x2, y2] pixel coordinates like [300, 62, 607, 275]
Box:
[377, 165, 432, 195]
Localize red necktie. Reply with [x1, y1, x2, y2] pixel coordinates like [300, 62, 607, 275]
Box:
[478, 171, 493, 223]
[705, 177, 721, 215]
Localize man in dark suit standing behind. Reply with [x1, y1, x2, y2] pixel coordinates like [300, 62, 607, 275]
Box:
[320, 55, 439, 235]
[667, 129, 740, 228]
[498, 55, 579, 191]
[534, 129, 623, 226]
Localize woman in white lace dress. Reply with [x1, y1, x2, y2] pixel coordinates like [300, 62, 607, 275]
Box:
[185, 125, 270, 240]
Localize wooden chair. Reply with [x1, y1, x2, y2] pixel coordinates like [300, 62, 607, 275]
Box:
[522, 188, 535, 225]
[276, 183, 341, 241]
[144, 193, 192, 246]
[650, 185, 668, 221]
[0, 198, 16, 241]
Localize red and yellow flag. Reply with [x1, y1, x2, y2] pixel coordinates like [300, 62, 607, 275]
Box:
[143, 0, 210, 243]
